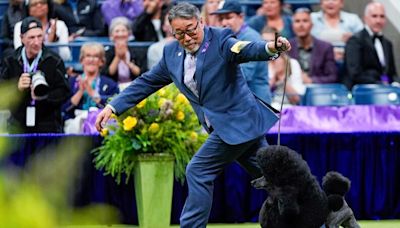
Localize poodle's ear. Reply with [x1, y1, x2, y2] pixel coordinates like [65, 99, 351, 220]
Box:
[322, 171, 351, 196]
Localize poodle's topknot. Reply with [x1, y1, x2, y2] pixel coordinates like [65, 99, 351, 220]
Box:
[322, 171, 351, 196]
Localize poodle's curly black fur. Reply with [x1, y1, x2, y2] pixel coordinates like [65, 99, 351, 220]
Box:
[252, 145, 329, 228]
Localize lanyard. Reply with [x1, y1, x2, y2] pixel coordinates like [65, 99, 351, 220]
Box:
[21, 47, 42, 73]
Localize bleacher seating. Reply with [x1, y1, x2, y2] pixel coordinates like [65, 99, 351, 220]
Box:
[301, 83, 352, 106]
[352, 84, 400, 105]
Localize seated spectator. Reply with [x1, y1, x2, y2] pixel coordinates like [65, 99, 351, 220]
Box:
[132, 0, 170, 41]
[262, 29, 305, 108]
[53, 0, 106, 39]
[63, 42, 119, 121]
[14, 0, 72, 61]
[0, 17, 70, 133]
[268, 53, 305, 109]
[247, 0, 294, 39]
[102, 17, 145, 89]
[201, 0, 223, 26]
[147, 13, 174, 69]
[344, 2, 399, 88]
[101, 0, 144, 27]
[212, 1, 272, 104]
[1, 0, 25, 56]
[311, 0, 363, 63]
[288, 8, 337, 84]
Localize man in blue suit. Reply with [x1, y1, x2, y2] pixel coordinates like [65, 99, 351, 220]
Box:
[95, 2, 291, 227]
[212, 1, 272, 104]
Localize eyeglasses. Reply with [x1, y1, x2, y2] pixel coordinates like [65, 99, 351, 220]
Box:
[172, 21, 199, 40]
[29, 0, 47, 7]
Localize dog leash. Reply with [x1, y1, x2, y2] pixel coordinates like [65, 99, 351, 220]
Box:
[274, 32, 290, 146]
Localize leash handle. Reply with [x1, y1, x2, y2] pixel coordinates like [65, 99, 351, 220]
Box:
[274, 32, 287, 52]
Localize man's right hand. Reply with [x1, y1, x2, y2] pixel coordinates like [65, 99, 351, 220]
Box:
[95, 106, 114, 132]
[18, 73, 31, 91]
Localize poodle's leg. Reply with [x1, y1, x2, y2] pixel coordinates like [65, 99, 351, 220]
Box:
[180, 134, 266, 228]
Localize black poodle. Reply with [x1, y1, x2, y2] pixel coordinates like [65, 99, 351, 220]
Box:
[251, 145, 329, 228]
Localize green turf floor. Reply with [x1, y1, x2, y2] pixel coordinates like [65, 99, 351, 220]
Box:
[66, 220, 400, 228]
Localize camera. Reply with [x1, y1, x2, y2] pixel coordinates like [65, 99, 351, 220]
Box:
[30, 71, 49, 98]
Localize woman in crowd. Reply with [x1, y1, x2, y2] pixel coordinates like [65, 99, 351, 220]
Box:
[262, 27, 305, 108]
[63, 42, 119, 120]
[247, 0, 294, 39]
[201, 0, 223, 26]
[102, 17, 145, 89]
[13, 0, 72, 61]
[311, 0, 363, 62]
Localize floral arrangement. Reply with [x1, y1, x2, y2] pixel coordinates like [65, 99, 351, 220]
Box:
[92, 85, 208, 184]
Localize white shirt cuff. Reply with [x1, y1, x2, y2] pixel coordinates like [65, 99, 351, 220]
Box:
[265, 42, 278, 55]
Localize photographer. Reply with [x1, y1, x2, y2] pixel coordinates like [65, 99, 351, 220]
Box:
[0, 17, 70, 133]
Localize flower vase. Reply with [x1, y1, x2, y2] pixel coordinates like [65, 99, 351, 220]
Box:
[134, 153, 175, 228]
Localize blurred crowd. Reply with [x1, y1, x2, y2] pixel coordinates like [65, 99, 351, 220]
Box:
[0, 0, 399, 134]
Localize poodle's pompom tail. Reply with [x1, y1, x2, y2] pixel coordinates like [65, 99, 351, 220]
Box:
[327, 194, 344, 211]
[322, 171, 351, 196]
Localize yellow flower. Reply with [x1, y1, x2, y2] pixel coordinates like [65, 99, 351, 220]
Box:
[123, 116, 137, 131]
[137, 99, 147, 108]
[158, 98, 167, 107]
[176, 111, 185, 121]
[176, 93, 189, 104]
[100, 128, 109, 137]
[148, 123, 160, 133]
[190, 131, 198, 141]
[157, 88, 166, 97]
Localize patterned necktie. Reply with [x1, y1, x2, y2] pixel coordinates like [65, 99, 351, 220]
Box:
[184, 53, 198, 97]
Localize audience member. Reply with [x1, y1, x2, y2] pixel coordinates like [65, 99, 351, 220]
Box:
[101, 0, 144, 27]
[0, 17, 70, 133]
[1, 0, 25, 56]
[344, 2, 399, 88]
[262, 27, 305, 108]
[247, 0, 294, 39]
[212, 1, 272, 103]
[288, 7, 337, 84]
[102, 17, 145, 88]
[53, 0, 106, 39]
[201, 0, 223, 26]
[147, 13, 174, 69]
[14, 0, 72, 61]
[132, 0, 169, 41]
[311, 0, 363, 63]
[268, 53, 304, 108]
[63, 43, 119, 121]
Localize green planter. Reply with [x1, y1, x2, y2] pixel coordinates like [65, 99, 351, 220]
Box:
[134, 153, 175, 228]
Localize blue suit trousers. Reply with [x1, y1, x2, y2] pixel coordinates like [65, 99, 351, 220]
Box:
[180, 132, 268, 227]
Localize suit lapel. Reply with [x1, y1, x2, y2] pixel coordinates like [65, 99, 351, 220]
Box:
[363, 29, 381, 67]
[194, 27, 212, 100]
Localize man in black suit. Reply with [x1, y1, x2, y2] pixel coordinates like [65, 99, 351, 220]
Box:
[344, 2, 399, 88]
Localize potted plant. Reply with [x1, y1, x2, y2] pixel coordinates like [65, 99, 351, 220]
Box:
[92, 85, 207, 227]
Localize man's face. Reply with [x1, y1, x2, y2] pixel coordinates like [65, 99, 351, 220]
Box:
[292, 12, 312, 39]
[364, 4, 386, 34]
[170, 17, 204, 53]
[21, 28, 44, 57]
[143, 0, 161, 15]
[219, 12, 243, 33]
[321, 0, 343, 16]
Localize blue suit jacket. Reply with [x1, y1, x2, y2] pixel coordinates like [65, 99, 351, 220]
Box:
[110, 27, 279, 145]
